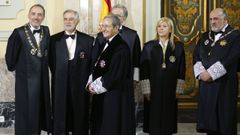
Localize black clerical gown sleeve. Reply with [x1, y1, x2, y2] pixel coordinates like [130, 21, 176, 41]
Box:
[132, 33, 141, 68]
[139, 43, 152, 94]
[176, 42, 186, 80]
[48, 37, 55, 73]
[193, 40, 200, 64]
[5, 29, 22, 71]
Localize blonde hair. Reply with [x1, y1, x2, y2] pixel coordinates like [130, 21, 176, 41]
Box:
[155, 17, 175, 50]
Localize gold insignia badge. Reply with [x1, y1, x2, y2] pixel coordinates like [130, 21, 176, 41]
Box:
[169, 56, 176, 63]
[30, 48, 37, 56]
[220, 40, 227, 47]
[204, 39, 209, 45]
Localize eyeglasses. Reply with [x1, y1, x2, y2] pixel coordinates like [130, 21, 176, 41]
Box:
[111, 13, 124, 18]
[101, 24, 113, 29]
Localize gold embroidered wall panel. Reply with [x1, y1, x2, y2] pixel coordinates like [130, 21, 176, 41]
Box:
[162, 0, 240, 106]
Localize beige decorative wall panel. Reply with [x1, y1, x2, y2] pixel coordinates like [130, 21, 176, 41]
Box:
[0, 59, 15, 102]
[145, 0, 161, 42]
[0, 0, 144, 102]
[76, 0, 143, 42]
[0, 0, 24, 19]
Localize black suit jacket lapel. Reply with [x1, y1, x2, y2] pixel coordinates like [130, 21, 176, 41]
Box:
[74, 31, 82, 59]
[57, 32, 69, 61]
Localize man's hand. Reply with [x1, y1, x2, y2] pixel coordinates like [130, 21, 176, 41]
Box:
[87, 84, 97, 94]
[199, 70, 212, 82]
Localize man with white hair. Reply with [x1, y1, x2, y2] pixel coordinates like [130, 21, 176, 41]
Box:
[49, 9, 94, 135]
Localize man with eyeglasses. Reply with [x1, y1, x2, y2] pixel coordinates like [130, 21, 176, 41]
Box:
[193, 8, 240, 135]
[92, 4, 141, 134]
[87, 15, 134, 135]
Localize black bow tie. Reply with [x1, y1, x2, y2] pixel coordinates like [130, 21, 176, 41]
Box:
[105, 40, 109, 44]
[33, 29, 41, 35]
[213, 31, 223, 35]
[64, 34, 75, 39]
[102, 39, 109, 48]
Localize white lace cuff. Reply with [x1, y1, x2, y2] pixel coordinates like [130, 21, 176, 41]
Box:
[176, 79, 185, 94]
[133, 67, 139, 81]
[90, 77, 107, 94]
[86, 74, 93, 88]
[193, 61, 206, 79]
[207, 61, 227, 81]
[140, 79, 150, 94]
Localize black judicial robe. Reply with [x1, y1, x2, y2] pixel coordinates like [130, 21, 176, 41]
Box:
[5, 25, 51, 134]
[90, 34, 134, 135]
[140, 40, 185, 135]
[49, 31, 94, 135]
[92, 26, 141, 134]
[193, 26, 240, 135]
[111, 26, 141, 134]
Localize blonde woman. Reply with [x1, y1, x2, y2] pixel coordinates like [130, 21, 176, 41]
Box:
[140, 17, 186, 135]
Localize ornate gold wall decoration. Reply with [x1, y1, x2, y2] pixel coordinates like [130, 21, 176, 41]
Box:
[173, 0, 199, 35]
[220, 0, 240, 29]
[165, 0, 206, 43]
[160, 0, 240, 110]
[163, 0, 207, 101]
